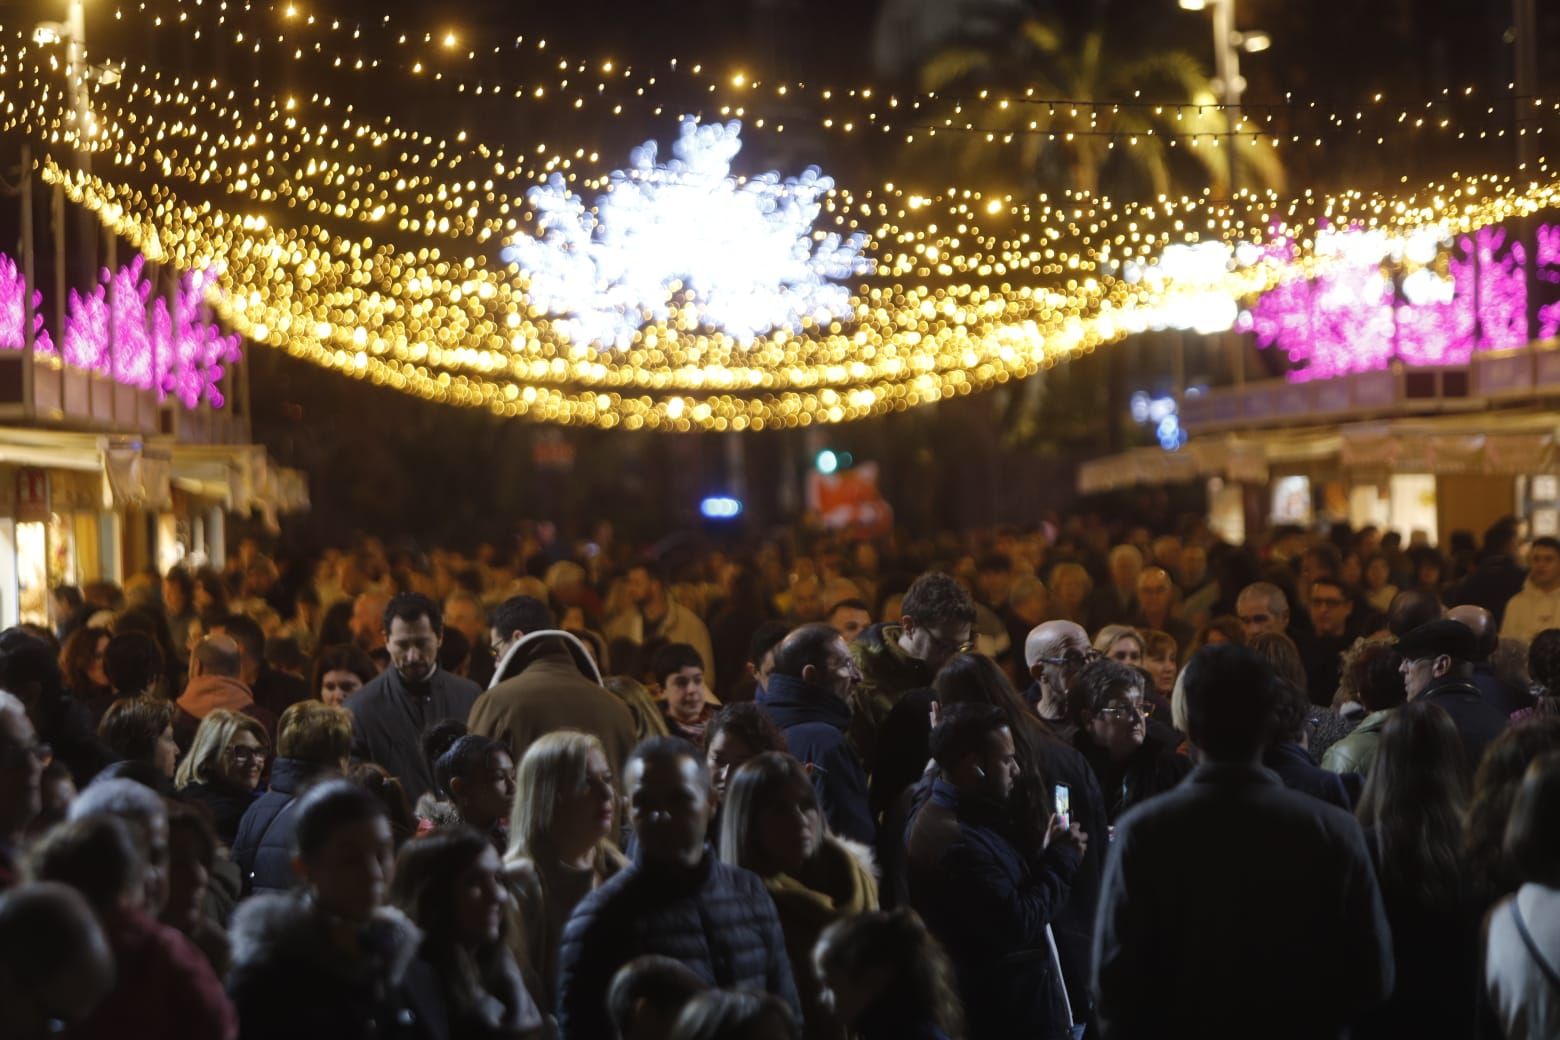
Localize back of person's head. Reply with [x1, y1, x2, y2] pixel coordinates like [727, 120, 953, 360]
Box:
[508, 729, 610, 861]
[1246, 631, 1306, 692]
[1348, 640, 1408, 713]
[0, 628, 65, 705]
[68, 775, 166, 830]
[27, 813, 145, 913]
[929, 702, 1007, 774]
[1358, 700, 1469, 903]
[1466, 718, 1560, 902]
[813, 909, 965, 1037]
[1069, 658, 1144, 718]
[932, 650, 1023, 714]
[704, 702, 786, 756]
[608, 955, 711, 1040]
[769, 623, 845, 681]
[1505, 752, 1560, 888]
[1530, 629, 1560, 697]
[431, 733, 505, 803]
[265, 636, 308, 676]
[390, 825, 496, 941]
[649, 643, 706, 687]
[603, 675, 673, 741]
[213, 613, 265, 663]
[899, 572, 976, 627]
[1269, 678, 1313, 745]
[1484, 517, 1519, 556]
[718, 751, 817, 871]
[102, 633, 163, 697]
[435, 627, 470, 675]
[747, 621, 791, 669]
[669, 990, 799, 1040]
[96, 697, 174, 764]
[422, 719, 470, 778]
[1181, 643, 1277, 762]
[0, 882, 115, 1034]
[383, 592, 443, 637]
[192, 635, 242, 678]
[1386, 588, 1443, 638]
[490, 595, 554, 640]
[292, 778, 389, 862]
[276, 700, 354, 766]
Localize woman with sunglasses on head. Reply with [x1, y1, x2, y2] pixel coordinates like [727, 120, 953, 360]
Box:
[1069, 658, 1190, 823]
[174, 708, 270, 845]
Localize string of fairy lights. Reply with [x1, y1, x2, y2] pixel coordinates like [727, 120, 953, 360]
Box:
[4, 9, 1559, 429]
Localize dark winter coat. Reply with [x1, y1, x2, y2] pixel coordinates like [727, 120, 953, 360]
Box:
[347, 665, 482, 803]
[554, 848, 801, 1040]
[231, 756, 331, 893]
[1072, 730, 1192, 823]
[251, 665, 310, 721]
[1093, 762, 1394, 1040]
[1264, 740, 1353, 810]
[1418, 674, 1511, 774]
[467, 631, 636, 785]
[179, 779, 258, 847]
[72, 906, 236, 1040]
[760, 673, 875, 846]
[227, 893, 426, 1040]
[907, 779, 1081, 1040]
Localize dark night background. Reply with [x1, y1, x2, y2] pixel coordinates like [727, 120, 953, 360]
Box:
[10, 0, 1560, 545]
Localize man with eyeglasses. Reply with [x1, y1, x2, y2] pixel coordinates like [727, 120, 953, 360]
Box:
[1023, 620, 1100, 741]
[1293, 577, 1357, 707]
[849, 572, 976, 771]
[1068, 659, 1190, 823]
[0, 690, 45, 890]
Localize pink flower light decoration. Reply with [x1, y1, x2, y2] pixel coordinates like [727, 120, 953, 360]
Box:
[0, 253, 53, 354]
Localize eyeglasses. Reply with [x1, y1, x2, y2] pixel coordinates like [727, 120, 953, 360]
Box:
[1097, 700, 1153, 721]
[1310, 597, 1348, 609]
[1, 741, 52, 769]
[1038, 649, 1104, 669]
[226, 746, 269, 766]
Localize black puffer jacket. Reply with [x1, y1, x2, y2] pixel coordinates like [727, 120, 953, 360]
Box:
[227, 892, 427, 1040]
[555, 849, 800, 1040]
[231, 757, 330, 894]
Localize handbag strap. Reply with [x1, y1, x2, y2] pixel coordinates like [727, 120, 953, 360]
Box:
[1511, 898, 1560, 993]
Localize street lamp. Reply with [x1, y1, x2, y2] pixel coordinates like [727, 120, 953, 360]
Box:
[1177, 0, 1268, 190]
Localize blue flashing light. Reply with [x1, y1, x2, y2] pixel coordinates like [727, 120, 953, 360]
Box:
[816, 449, 839, 475]
[700, 496, 743, 520]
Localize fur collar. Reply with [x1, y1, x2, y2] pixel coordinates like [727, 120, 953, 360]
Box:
[229, 892, 423, 986]
[489, 629, 603, 689]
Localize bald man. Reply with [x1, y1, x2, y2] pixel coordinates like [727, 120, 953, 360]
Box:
[173, 634, 276, 751]
[1447, 604, 1536, 716]
[1024, 620, 1099, 737]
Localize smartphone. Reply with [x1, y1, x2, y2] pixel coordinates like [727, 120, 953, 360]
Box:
[1054, 783, 1071, 829]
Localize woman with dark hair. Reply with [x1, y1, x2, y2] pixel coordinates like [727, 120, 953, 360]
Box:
[392, 826, 543, 1039]
[1486, 753, 1560, 1039]
[719, 752, 877, 1040]
[317, 601, 356, 653]
[191, 568, 228, 624]
[415, 726, 516, 853]
[349, 762, 420, 850]
[1322, 641, 1408, 776]
[1465, 719, 1560, 913]
[1069, 658, 1191, 822]
[60, 625, 113, 724]
[1525, 629, 1560, 717]
[97, 697, 179, 780]
[1353, 701, 1478, 1038]
[309, 644, 377, 707]
[813, 909, 966, 1040]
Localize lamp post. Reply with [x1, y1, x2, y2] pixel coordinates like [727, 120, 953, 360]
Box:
[1177, 0, 1268, 196]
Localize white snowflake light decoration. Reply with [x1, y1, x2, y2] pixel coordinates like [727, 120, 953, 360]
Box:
[503, 118, 873, 350]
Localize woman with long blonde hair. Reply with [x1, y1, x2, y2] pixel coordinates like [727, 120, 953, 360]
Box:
[502, 729, 627, 1020]
[174, 708, 269, 844]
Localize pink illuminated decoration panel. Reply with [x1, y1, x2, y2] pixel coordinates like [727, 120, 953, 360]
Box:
[1239, 224, 1560, 382]
[0, 252, 240, 409]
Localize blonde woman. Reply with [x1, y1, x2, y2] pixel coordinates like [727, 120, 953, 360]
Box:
[174, 708, 269, 845]
[603, 675, 672, 741]
[502, 730, 627, 1019]
[1046, 563, 1093, 625]
[1093, 624, 1145, 667]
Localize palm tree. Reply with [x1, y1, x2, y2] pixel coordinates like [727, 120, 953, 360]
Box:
[914, 19, 1285, 198]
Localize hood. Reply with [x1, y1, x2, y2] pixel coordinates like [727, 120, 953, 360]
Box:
[761, 673, 851, 731]
[490, 629, 602, 689]
[413, 793, 465, 828]
[268, 756, 329, 797]
[230, 892, 422, 985]
[177, 674, 254, 717]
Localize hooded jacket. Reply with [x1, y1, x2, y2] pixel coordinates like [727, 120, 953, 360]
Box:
[227, 893, 426, 1040]
[232, 756, 332, 894]
[468, 630, 636, 783]
[555, 846, 801, 1040]
[761, 672, 876, 846]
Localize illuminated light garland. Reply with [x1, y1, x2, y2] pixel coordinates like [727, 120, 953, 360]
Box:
[505, 118, 871, 348]
[0, 253, 52, 353]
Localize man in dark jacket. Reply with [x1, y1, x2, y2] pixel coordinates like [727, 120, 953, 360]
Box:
[467, 595, 637, 784]
[555, 736, 799, 1040]
[1446, 604, 1536, 715]
[850, 572, 975, 770]
[1446, 517, 1527, 627]
[760, 624, 874, 846]
[345, 593, 481, 803]
[908, 703, 1087, 1040]
[1397, 618, 1511, 773]
[232, 700, 353, 894]
[1263, 676, 1353, 810]
[1092, 643, 1394, 1040]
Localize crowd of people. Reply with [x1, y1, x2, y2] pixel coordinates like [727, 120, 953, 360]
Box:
[4, 512, 1560, 1038]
